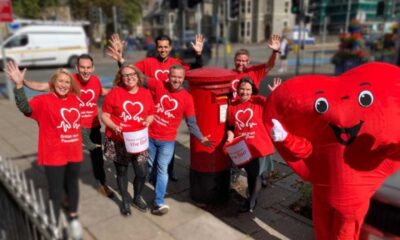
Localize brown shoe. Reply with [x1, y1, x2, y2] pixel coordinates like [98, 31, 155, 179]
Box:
[97, 185, 115, 198]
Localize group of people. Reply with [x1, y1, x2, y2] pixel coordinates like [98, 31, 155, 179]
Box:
[5, 31, 286, 238]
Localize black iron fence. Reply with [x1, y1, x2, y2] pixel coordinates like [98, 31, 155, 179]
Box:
[0, 157, 64, 240]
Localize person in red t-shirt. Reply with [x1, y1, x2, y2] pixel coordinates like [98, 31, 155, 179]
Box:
[107, 33, 205, 80]
[102, 64, 155, 216]
[226, 76, 281, 213]
[6, 62, 83, 237]
[230, 34, 281, 99]
[229, 34, 281, 187]
[141, 64, 214, 215]
[23, 54, 115, 199]
[107, 33, 206, 182]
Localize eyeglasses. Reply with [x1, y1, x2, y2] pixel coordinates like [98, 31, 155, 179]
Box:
[121, 72, 138, 79]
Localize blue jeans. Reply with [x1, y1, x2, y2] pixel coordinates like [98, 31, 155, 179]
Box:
[148, 138, 175, 206]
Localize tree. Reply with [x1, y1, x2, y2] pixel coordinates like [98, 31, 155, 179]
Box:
[12, 0, 41, 18]
[67, 0, 144, 28]
[13, 0, 61, 19]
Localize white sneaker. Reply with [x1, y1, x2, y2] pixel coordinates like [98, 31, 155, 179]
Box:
[68, 219, 82, 240]
[151, 204, 170, 216]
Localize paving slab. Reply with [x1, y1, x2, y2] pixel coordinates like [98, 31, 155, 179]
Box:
[169, 213, 247, 240]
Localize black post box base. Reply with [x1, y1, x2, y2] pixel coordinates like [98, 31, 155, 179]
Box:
[189, 168, 230, 204]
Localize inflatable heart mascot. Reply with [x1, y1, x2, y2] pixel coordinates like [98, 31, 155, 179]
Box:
[263, 62, 400, 239]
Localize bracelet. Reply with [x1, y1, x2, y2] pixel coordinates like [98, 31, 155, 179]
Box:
[273, 50, 281, 53]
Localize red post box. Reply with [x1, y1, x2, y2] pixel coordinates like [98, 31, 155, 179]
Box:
[185, 67, 236, 204]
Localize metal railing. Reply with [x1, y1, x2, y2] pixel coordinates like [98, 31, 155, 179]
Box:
[0, 156, 64, 240]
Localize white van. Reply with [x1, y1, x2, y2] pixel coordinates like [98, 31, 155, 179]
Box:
[0, 25, 88, 68]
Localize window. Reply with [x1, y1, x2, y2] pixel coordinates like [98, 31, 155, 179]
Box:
[247, 0, 251, 13]
[246, 21, 251, 36]
[5, 35, 28, 48]
[241, 0, 245, 13]
[285, 1, 289, 13]
[240, 21, 245, 37]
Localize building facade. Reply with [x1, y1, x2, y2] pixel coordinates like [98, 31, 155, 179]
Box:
[139, 0, 298, 43]
[311, 0, 398, 34]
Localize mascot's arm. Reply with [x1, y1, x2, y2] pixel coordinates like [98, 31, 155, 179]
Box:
[271, 119, 313, 180]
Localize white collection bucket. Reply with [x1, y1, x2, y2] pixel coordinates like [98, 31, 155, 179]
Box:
[224, 136, 252, 166]
[123, 127, 149, 153]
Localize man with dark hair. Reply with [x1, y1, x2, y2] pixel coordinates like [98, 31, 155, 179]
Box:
[23, 54, 114, 198]
[107, 33, 206, 181]
[108, 33, 204, 82]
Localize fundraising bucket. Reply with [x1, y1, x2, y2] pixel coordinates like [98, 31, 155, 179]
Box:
[123, 127, 149, 153]
[223, 136, 252, 166]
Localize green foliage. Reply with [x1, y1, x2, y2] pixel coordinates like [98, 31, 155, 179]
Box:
[12, 0, 144, 30]
[68, 0, 143, 27]
[12, 0, 41, 18]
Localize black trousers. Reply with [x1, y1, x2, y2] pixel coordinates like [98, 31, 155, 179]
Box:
[243, 159, 263, 209]
[86, 126, 106, 186]
[44, 162, 81, 220]
[114, 157, 147, 203]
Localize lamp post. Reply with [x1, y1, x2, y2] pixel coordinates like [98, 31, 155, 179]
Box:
[344, 0, 352, 32]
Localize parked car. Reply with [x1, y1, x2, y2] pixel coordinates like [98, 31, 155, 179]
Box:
[0, 25, 88, 69]
[359, 170, 400, 239]
[146, 38, 212, 66]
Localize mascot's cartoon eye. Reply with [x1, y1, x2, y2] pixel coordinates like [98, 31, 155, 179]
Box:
[358, 90, 374, 107]
[314, 97, 329, 113]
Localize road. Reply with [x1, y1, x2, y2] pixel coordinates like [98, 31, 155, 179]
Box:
[0, 43, 336, 98]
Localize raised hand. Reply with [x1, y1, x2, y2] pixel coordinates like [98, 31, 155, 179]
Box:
[5, 61, 26, 88]
[190, 33, 204, 55]
[268, 77, 282, 92]
[268, 34, 281, 52]
[107, 33, 125, 62]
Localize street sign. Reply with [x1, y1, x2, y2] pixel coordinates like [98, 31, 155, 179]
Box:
[0, 0, 13, 22]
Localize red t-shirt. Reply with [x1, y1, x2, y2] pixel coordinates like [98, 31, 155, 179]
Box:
[227, 95, 274, 158]
[135, 56, 190, 82]
[73, 74, 102, 128]
[102, 87, 155, 141]
[29, 93, 83, 166]
[147, 78, 195, 141]
[231, 63, 268, 98]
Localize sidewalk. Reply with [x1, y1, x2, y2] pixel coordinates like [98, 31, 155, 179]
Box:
[0, 95, 314, 239]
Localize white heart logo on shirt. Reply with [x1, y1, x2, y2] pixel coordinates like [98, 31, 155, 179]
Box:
[155, 69, 170, 82]
[159, 95, 178, 118]
[57, 108, 80, 132]
[121, 101, 144, 122]
[78, 89, 96, 107]
[235, 108, 254, 130]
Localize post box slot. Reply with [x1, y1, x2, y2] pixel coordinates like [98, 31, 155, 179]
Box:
[211, 90, 229, 104]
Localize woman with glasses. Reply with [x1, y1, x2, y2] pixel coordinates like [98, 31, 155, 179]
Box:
[101, 64, 155, 216]
[226, 76, 281, 213]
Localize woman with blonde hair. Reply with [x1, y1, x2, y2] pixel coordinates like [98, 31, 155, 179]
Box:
[5, 62, 83, 239]
[102, 64, 155, 216]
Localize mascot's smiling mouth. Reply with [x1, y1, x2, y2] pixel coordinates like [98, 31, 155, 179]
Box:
[329, 121, 364, 145]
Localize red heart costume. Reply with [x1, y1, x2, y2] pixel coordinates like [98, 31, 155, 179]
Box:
[263, 62, 400, 239]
